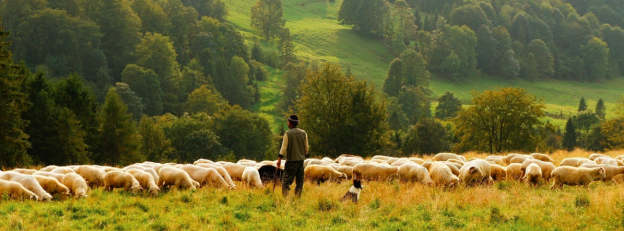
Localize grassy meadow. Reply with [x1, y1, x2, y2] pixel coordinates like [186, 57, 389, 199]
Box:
[3, 149, 624, 230]
[228, 0, 624, 129]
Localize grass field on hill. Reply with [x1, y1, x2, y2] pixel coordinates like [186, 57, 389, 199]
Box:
[3, 149, 624, 230]
[226, 0, 624, 130]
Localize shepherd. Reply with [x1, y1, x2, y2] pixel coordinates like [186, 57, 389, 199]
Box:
[276, 115, 309, 198]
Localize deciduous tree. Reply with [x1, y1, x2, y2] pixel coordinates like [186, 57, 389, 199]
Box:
[251, 0, 285, 40]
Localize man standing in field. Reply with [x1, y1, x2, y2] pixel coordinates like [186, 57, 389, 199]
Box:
[277, 115, 309, 198]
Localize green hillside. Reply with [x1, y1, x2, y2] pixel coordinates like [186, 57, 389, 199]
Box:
[228, 0, 624, 129]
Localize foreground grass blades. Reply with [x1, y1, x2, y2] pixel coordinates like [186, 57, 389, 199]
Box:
[1, 179, 623, 230]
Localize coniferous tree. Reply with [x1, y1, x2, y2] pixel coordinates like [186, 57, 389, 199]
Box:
[0, 24, 32, 167]
[98, 88, 142, 165]
[596, 98, 606, 119]
[562, 117, 577, 151]
[114, 82, 143, 120]
[578, 97, 588, 112]
[280, 28, 296, 66]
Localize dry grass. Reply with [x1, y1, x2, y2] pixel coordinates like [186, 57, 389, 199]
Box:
[2, 150, 624, 230]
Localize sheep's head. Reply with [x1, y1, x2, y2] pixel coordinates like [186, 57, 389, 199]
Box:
[131, 184, 142, 193]
[149, 186, 160, 195]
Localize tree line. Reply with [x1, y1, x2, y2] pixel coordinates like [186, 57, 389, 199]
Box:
[338, 0, 624, 82]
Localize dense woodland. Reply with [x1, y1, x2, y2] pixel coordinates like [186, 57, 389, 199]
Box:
[1, 0, 624, 168]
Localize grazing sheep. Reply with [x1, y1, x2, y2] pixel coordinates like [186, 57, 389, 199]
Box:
[157, 167, 196, 190]
[0, 179, 38, 200]
[12, 168, 37, 175]
[32, 172, 65, 182]
[509, 156, 532, 164]
[304, 159, 325, 168]
[193, 159, 215, 165]
[101, 166, 122, 173]
[523, 163, 542, 186]
[447, 159, 465, 166]
[506, 163, 523, 180]
[62, 173, 89, 198]
[39, 165, 58, 172]
[576, 159, 596, 166]
[335, 154, 362, 164]
[259, 160, 277, 166]
[589, 153, 610, 161]
[341, 179, 362, 203]
[257, 165, 284, 184]
[429, 162, 459, 188]
[104, 171, 142, 193]
[371, 155, 392, 161]
[550, 167, 606, 189]
[0, 172, 52, 201]
[336, 166, 354, 180]
[490, 164, 507, 181]
[579, 164, 624, 182]
[521, 160, 556, 181]
[340, 158, 363, 167]
[125, 169, 160, 195]
[32, 175, 70, 196]
[485, 156, 504, 166]
[408, 157, 425, 165]
[559, 158, 584, 167]
[503, 154, 523, 165]
[51, 167, 75, 174]
[179, 165, 230, 189]
[397, 163, 433, 185]
[304, 165, 347, 184]
[242, 167, 264, 188]
[222, 163, 248, 181]
[530, 153, 554, 163]
[123, 165, 159, 184]
[594, 157, 618, 166]
[352, 163, 398, 181]
[433, 153, 466, 162]
[194, 164, 236, 188]
[74, 166, 106, 188]
[459, 160, 493, 186]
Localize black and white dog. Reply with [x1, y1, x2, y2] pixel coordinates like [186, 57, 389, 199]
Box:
[341, 179, 362, 202]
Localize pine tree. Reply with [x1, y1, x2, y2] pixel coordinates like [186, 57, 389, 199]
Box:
[578, 97, 587, 112]
[139, 115, 171, 162]
[0, 24, 32, 167]
[562, 117, 577, 151]
[280, 28, 296, 66]
[98, 87, 143, 165]
[595, 98, 606, 119]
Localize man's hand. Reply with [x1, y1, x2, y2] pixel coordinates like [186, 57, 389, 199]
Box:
[276, 157, 282, 172]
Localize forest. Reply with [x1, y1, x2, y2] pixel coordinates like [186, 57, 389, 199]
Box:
[2, 0, 624, 168]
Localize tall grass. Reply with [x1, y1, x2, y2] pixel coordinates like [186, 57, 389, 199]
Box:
[3, 150, 624, 230]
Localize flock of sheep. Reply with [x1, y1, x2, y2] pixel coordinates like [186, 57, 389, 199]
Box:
[0, 152, 619, 201]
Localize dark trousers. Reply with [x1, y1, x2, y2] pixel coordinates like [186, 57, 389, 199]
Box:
[281, 160, 304, 197]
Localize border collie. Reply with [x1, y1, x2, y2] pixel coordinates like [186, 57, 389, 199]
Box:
[341, 179, 362, 202]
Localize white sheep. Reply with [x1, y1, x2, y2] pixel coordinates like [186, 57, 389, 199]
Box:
[304, 165, 347, 184]
[523, 163, 542, 186]
[242, 167, 264, 189]
[0, 179, 38, 200]
[33, 175, 70, 196]
[157, 167, 197, 190]
[0, 171, 52, 201]
[74, 165, 106, 188]
[104, 171, 142, 193]
[179, 165, 230, 188]
[459, 160, 492, 186]
[550, 166, 606, 189]
[397, 163, 433, 185]
[429, 162, 459, 188]
[125, 169, 160, 195]
[62, 173, 89, 198]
